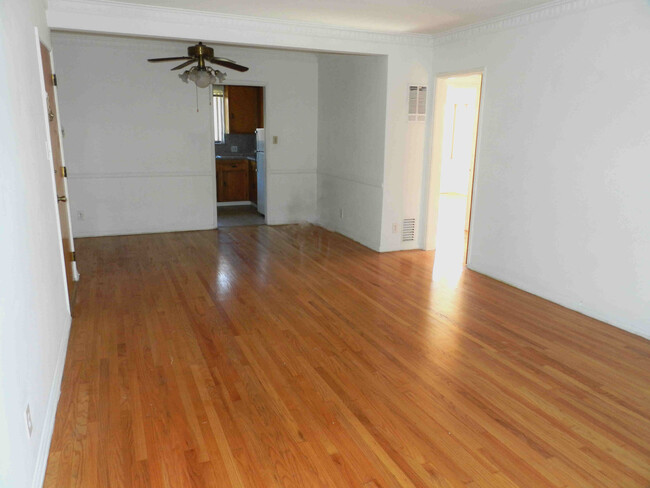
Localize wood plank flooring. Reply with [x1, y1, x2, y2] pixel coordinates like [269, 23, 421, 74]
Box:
[44, 224, 650, 487]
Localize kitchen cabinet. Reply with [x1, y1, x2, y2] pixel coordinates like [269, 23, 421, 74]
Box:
[226, 86, 263, 134]
[216, 160, 249, 202]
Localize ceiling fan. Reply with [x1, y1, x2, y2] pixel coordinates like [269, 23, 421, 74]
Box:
[148, 42, 249, 88]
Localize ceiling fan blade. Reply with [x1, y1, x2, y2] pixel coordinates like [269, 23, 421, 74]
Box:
[210, 58, 249, 72]
[171, 59, 195, 71]
[147, 56, 193, 63]
[211, 56, 237, 63]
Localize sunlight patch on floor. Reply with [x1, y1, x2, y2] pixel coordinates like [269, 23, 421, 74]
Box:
[433, 193, 468, 286]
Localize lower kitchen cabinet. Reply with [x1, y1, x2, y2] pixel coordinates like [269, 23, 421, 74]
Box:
[217, 160, 249, 202]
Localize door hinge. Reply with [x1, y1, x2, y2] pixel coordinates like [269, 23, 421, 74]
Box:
[52, 74, 58, 86]
[71, 251, 76, 262]
[61, 166, 67, 177]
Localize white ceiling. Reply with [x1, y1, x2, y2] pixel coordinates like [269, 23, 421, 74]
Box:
[109, 0, 555, 34]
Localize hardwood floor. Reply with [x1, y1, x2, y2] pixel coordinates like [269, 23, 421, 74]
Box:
[44, 224, 650, 487]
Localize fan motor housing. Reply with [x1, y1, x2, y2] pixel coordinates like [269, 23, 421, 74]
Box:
[188, 43, 214, 58]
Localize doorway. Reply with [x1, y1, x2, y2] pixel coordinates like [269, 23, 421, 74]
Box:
[427, 72, 483, 279]
[213, 84, 266, 228]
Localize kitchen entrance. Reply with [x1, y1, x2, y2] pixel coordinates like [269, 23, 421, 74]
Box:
[427, 72, 483, 281]
[213, 84, 266, 228]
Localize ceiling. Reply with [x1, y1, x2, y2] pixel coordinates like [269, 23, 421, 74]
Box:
[106, 0, 555, 34]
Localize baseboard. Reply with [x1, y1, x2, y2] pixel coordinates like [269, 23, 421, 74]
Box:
[468, 261, 650, 341]
[31, 315, 72, 488]
[315, 218, 380, 252]
[266, 216, 317, 226]
[73, 223, 216, 238]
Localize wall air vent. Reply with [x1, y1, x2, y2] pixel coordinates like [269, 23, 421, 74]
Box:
[408, 85, 427, 122]
[402, 218, 416, 242]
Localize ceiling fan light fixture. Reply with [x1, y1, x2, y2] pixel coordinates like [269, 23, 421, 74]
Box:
[194, 70, 212, 88]
[214, 70, 226, 84]
[178, 67, 227, 88]
[148, 43, 244, 91]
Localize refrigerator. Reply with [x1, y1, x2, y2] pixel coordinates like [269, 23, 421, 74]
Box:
[255, 128, 266, 216]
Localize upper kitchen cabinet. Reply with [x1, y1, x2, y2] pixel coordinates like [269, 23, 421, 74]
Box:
[226, 86, 264, 134]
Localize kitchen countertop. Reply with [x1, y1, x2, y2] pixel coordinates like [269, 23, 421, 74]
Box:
[216, 155, 256, 161]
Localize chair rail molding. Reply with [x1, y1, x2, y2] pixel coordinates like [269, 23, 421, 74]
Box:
[67, 171, 214, 179]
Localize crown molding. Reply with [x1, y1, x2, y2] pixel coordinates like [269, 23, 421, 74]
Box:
[47, 0, 628, 51]
[47, 0, 433, 48]
[50, 30, 321, 61]
[430, 0, 625, 46]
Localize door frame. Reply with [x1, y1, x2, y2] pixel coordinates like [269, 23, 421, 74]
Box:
[211, 80, 268, 227]
[423, 68, 485, 265]
[35, 28, 79, 310]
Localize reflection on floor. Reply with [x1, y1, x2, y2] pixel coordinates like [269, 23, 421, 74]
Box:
[433, 192, 470, 285]
[218, 204, 265, 228]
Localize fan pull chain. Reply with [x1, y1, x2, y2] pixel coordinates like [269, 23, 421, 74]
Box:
[196, 84, 199, 112]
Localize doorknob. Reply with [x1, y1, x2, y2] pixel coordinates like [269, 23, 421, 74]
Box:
[57, 195, 67, 203]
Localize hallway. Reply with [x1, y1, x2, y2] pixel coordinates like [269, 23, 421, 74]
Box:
[44, 225, 650, 487]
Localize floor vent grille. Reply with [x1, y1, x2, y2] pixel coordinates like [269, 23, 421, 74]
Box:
[402, 218, 416, 242]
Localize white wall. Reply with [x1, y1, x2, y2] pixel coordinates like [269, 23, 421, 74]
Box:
[426, 0, 650, 337]
[0, 1, 72, 487]
[51, 33, 318, 236]
[45, 1, 650, 339]
[317, 54, 387, 250]
[47, 0, 434, 249]
[379, 51, 434, 251]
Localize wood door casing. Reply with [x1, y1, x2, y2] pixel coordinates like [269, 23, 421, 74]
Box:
[40, 42, 75, 304]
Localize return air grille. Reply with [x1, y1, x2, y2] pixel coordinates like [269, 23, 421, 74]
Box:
[402, 218, 416, 242]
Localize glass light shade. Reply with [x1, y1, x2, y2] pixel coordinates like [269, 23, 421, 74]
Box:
[188, 69, 198, 82]
[178, 71, 190, 83]
[194, 70, 212, 88]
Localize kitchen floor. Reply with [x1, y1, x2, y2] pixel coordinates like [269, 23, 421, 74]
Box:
[217, 204, 265, 228]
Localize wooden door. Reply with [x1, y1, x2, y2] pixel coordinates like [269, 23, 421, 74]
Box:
[40, 42, 75, 303]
